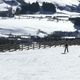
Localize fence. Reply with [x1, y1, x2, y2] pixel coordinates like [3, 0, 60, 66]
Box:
[0, 38, 80, 52]
[0, 42, 52, 52]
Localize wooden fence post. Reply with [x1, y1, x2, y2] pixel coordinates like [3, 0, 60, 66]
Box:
[44, 44, 46, 48]
[39, 43, 41, 49]
[27, 44, 29, 50]
[32, 43, 35, 49]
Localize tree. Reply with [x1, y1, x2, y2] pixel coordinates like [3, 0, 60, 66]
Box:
[20, 2, 40, 14]
[30, 2, 40, 13]
[20, 2, 30, 14]
[42, 2, 56, 13]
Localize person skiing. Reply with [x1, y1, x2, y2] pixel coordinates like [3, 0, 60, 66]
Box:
[64, 43, 69, 53]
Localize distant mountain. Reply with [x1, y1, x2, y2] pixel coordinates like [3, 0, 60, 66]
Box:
[24, 0, 79, 6]
[0, 0, 21, 16]
[23, 0, 80, 12]
[0, 0, 80, 15]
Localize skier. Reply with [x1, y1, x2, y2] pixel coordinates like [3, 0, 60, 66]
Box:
[64, 43, 69, 54]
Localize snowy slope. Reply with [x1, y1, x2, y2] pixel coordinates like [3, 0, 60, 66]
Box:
[0, 46, 80, 80]
[0, 17, 75, 37]
[24, 0, 79, 6]
[24, 0, 80, 13]
[0, 0, 20, 14]
[0, 2, 11, 11]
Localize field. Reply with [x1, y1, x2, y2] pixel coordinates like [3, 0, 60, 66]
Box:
[0, 45, 80, 80]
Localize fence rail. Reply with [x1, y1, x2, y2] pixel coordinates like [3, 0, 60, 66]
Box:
[0, 38, 80, 52]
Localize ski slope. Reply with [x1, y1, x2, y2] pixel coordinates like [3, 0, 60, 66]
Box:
[0, 17, 76, 37]
[0, 46, 80, 80]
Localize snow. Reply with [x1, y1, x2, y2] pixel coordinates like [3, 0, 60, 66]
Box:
[37, 32, 47, 37]
[0, 17, 76, 37]
[0, 34, 8, 37]
[57, 9, 80, 16]
[0, 46, 80, 80]
[0, 0, 20, 13]
[24, 0, 79, 6]
[0, 3, 11, 11]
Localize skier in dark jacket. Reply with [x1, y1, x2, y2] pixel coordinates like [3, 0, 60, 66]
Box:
[64, 43, 69, 53]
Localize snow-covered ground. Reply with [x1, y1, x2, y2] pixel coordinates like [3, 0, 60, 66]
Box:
[57, 9, 80, 16]
[0, 45, 80, 80]
[0, 16, 76, 37]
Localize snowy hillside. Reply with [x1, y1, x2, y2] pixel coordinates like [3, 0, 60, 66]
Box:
[24, 0, 79, 6]
[23, 0, 80, 13]
[0, 46, 80, 80]
[0, 16, 76, 37]
[0, 2, 11, 11]
[0, 0, 20, 14]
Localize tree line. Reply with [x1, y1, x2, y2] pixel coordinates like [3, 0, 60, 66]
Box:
[16, 2, 56, 14]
